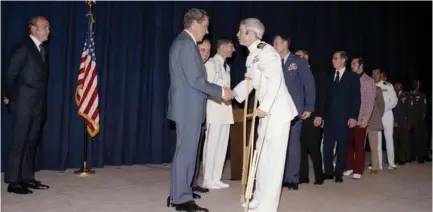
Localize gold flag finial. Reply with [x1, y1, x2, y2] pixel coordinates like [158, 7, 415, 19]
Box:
[85, 0, 96, 32]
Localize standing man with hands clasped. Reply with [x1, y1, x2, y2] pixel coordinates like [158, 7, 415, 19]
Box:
[232, 17, 298, 212]
[273, 34, 315, 190]
[166, 8, 232, 212]
[343, 58, 376, 180]
[4, 16, 51, 195]
[322, 51, 361, 183]
[202, 38, 236, 190]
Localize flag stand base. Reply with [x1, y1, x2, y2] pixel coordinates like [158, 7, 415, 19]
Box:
[74, 168, 95, 176]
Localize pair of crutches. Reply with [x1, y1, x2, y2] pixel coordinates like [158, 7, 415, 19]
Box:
[240, 73, 266, 212]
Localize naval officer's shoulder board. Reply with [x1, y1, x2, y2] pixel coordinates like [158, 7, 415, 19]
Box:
[257, 42, 267, 49]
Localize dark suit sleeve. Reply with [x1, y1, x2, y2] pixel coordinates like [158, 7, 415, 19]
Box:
[179, 42, 222, 99]
[5, 44, 27, 100]
[298, 59, 315, 112]
[315, 72, 327, 117]
[350, 73, 361, 120]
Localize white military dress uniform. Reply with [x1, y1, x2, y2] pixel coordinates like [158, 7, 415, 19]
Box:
[202, 54, 234, 189]
[376, 80, 398, 169]
[233, 40, 298, 212]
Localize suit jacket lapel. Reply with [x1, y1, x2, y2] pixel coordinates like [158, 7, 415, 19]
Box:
[339, 69, 349, 83]
[26, 38, 46, 69]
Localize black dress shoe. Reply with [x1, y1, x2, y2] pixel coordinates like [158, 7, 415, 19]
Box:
[167, 194, 201, 207]
[299, 178, 309, 184]
[335, 176, 343, 183]
[192, 193, 201, 199]
[7, 183, 33, 194]
[22, 180, 49, 189]
[192, 186, 209, 193]
[323, 174, 333, 180]
[314, 179, 324, 185]
[174, 201, 208, 212]
[287, 183, 298, 190]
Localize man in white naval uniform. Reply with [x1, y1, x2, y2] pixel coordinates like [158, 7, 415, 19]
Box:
[202, 38, 236, 189]
[233, 18, 298, 212]
[372, 68, 398, 170]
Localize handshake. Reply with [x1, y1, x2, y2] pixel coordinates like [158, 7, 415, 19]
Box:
[222, 87, 236, 101]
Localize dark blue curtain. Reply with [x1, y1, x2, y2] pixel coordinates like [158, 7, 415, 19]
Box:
[1, 1, 431, 171]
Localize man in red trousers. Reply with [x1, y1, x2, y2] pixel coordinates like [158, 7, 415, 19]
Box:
[344, 58, 376, 179]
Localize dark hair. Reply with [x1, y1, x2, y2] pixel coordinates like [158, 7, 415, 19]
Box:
[372, 68, 382, 73]
[353, 57, 364, 66]
[274, 34, 291, 47]
[216, 37, 233, 49]
[183, 8, 208, 29]
[297, 49, 309, 58]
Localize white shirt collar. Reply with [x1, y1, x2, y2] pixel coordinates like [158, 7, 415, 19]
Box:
[336, 67, 346, 73]
[184, 29, 196, 44]
[282, 52, 290, 64]
[335, 67, 346, 74]
[214, 53, 225, 63]
[247, 40, 262, 52]
[334, 67, 346, 80]
[30, 34, 42, 50]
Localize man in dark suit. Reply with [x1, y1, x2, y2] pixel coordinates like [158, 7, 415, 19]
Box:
[273, 35, 315, 190]
[295, 50, 325, 185]
[323, 51, 361, 183]
[166, 8, 232, 212]
[4, 16, 51, 194]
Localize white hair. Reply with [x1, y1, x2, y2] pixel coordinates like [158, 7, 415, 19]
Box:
[240, 18, 265, 39]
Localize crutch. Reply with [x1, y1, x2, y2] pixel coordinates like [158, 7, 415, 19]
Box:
[241, 75, 262, 204]
[244, 71, 280, 212]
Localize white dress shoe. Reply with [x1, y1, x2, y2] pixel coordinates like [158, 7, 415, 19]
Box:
[343, 170, 353, 176]
[242, 200, 259, 209]
[202, 181, 220, 189]
[388, 165, 398, 170]
[352, 173, 362, 179]
[215, 181, 229, 188]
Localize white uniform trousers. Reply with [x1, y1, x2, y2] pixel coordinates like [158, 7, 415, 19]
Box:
[202, 123, 230, 183]
[249, 120, 290, 212]
[378, 111, 396, 168]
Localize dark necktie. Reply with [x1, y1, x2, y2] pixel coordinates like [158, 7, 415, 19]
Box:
[281, 59, 284, 67]
[223, 61, 228, 71]
[334, 71, 340, 84]
[39, 44, 45, 63]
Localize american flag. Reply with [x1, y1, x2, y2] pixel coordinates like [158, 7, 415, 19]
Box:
[75, 31, 100, 137]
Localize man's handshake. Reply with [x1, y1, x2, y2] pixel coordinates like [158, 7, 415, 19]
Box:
[222, 87, 235, 101]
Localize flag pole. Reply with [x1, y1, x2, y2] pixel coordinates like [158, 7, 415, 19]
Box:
[74, 0, 96, 176]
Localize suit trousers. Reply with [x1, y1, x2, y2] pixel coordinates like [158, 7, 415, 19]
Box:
[323, 123, 349, 177]
[300, 118, 323, 181]
[367, 129, 381, 171]
[5, 112, 45, 183]
[283, 118, 302, 183]
[191, 124, 206, 188]
[345, 126, 367, 175]
[170, 121, 202, 204]
[379, 111, 396, 168]
[393, 124, 410, 162]
[251, 119, 290, 212]
[410, 123, 427, 160]
[202, 123, 230, 184]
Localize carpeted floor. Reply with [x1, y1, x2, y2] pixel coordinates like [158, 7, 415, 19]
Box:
[1, 162, 431, 212]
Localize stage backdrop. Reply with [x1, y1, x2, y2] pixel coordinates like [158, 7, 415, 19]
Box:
[1, 1, 431, 171]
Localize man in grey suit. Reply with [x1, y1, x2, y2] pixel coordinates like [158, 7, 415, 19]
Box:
[166, 8, 232, 212]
